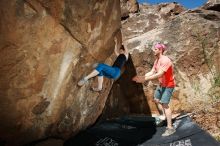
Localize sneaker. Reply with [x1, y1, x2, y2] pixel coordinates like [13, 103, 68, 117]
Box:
[162, 128, 176, 137]
[77, 77, 88, 86]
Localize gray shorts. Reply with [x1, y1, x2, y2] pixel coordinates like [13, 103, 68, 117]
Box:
[154, 86, 174, 104]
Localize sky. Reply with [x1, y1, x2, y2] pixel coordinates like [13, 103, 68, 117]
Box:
[137, 0, 208, 9]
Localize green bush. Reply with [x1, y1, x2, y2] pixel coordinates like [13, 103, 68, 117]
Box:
[214, 74, 220, 87]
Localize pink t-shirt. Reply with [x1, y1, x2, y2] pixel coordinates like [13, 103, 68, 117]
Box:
[153, 55, 175, 87]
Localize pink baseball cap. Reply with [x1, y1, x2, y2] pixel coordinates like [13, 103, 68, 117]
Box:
[154, 43, 166, 51]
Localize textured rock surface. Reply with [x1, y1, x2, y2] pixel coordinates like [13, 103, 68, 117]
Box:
[203, 0, 220, 12]
[0, 0, 121, 145]
[120, 0, 139, 19]
[122, 2, 186, 40]
[122, 2, 220, 138]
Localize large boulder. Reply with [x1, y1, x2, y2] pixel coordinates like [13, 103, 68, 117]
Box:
[0, 0, 121, 145]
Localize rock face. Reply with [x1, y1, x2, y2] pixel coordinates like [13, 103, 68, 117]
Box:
[122, 2, 220, 138]
[208, 0, 220, 3]
[120, 0, 139, 19]
[203, 0, 220, 12]
[122, 2, 186, 40]
[0, 0, 121, 145]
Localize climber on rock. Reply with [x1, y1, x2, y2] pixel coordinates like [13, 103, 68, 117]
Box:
[132, 43, 176, 136]
[77, 37, 129, 92]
